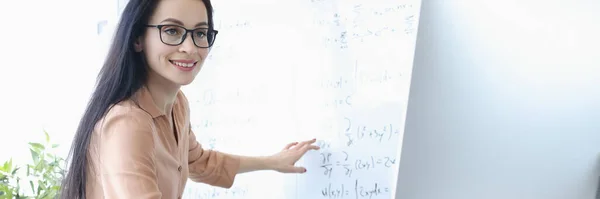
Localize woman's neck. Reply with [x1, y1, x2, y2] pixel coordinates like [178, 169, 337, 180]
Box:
[145, 73, 181, 115]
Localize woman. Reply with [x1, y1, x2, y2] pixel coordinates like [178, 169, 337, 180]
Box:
[59, 0, 319, 198]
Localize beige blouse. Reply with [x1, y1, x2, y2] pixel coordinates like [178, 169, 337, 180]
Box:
[85, 86, 240, 199]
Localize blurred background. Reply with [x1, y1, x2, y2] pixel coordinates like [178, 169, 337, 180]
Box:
[0, 0, 128, 163]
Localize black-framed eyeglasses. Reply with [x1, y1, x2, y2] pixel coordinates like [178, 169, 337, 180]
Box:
[145, 24, 218, 48]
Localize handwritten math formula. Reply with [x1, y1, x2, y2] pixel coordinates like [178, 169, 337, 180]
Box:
[321, 179, 391, 199]
[318, 150, 397, 179]
[183, 185, 248, 199]
[307, 2, 419, 49]
[309, 127, 401, 199]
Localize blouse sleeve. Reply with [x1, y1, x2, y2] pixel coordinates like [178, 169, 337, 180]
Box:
[187, 128, 240, 188]
[177, 90, 240, 188]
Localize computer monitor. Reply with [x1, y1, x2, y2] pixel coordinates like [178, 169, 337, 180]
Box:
[396, 1, 600, 198]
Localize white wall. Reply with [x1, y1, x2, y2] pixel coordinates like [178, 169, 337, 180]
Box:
[396, 0, 600, 198]
[0, 0, 112, 164]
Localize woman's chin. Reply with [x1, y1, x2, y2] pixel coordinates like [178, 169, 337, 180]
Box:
[176, 78, 195, 86]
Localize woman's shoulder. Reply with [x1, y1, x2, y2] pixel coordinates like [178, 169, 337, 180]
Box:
[89, 100, 158, 165]
[96, 100, 155, 136]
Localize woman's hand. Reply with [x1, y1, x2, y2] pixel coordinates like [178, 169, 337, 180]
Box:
[268, 138, 320, 173]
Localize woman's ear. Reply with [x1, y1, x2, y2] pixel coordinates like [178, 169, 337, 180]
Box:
[134, 37, 143, 52]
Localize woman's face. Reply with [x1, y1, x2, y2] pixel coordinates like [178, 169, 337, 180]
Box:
[136, 0, 211, 87]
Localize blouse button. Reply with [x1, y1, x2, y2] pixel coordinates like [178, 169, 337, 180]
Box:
[178, 166, 182, 172]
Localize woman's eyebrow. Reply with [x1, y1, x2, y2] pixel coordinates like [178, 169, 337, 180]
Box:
[160, 18, 184, 25]
[159, 18, 208, 27]
[195, 22, 208, 27]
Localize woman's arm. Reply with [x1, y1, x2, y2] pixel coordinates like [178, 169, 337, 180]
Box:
[232, 139, 320, 174]
[230, 155, 273, 174]
[187, 131, 319, 187]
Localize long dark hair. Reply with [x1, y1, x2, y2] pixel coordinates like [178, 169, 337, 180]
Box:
[59, 0, 214, 198]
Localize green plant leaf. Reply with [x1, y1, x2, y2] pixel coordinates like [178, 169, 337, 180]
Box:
[1, 158, 12, 173]
[34, 162, 44, 173]
[43, 130, 50, 144]
[36, 183, 41, 196]
[2, 187, 13, 198]
[51, 144, 59, 149]
[11, 167, 19, 176]
[30, 149, 39, 165]
[0, 170, 8, 178]
[29, 181, 34, 195]
[28, 143, 44, 151]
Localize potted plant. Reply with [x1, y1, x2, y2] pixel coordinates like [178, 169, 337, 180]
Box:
[0, 131, 66, 199]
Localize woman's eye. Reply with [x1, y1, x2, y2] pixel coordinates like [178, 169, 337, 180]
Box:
[195, 31, 206, 38]
[164, 28, 180, 35]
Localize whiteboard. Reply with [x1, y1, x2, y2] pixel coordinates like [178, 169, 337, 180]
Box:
[181, 0, 422, 198]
